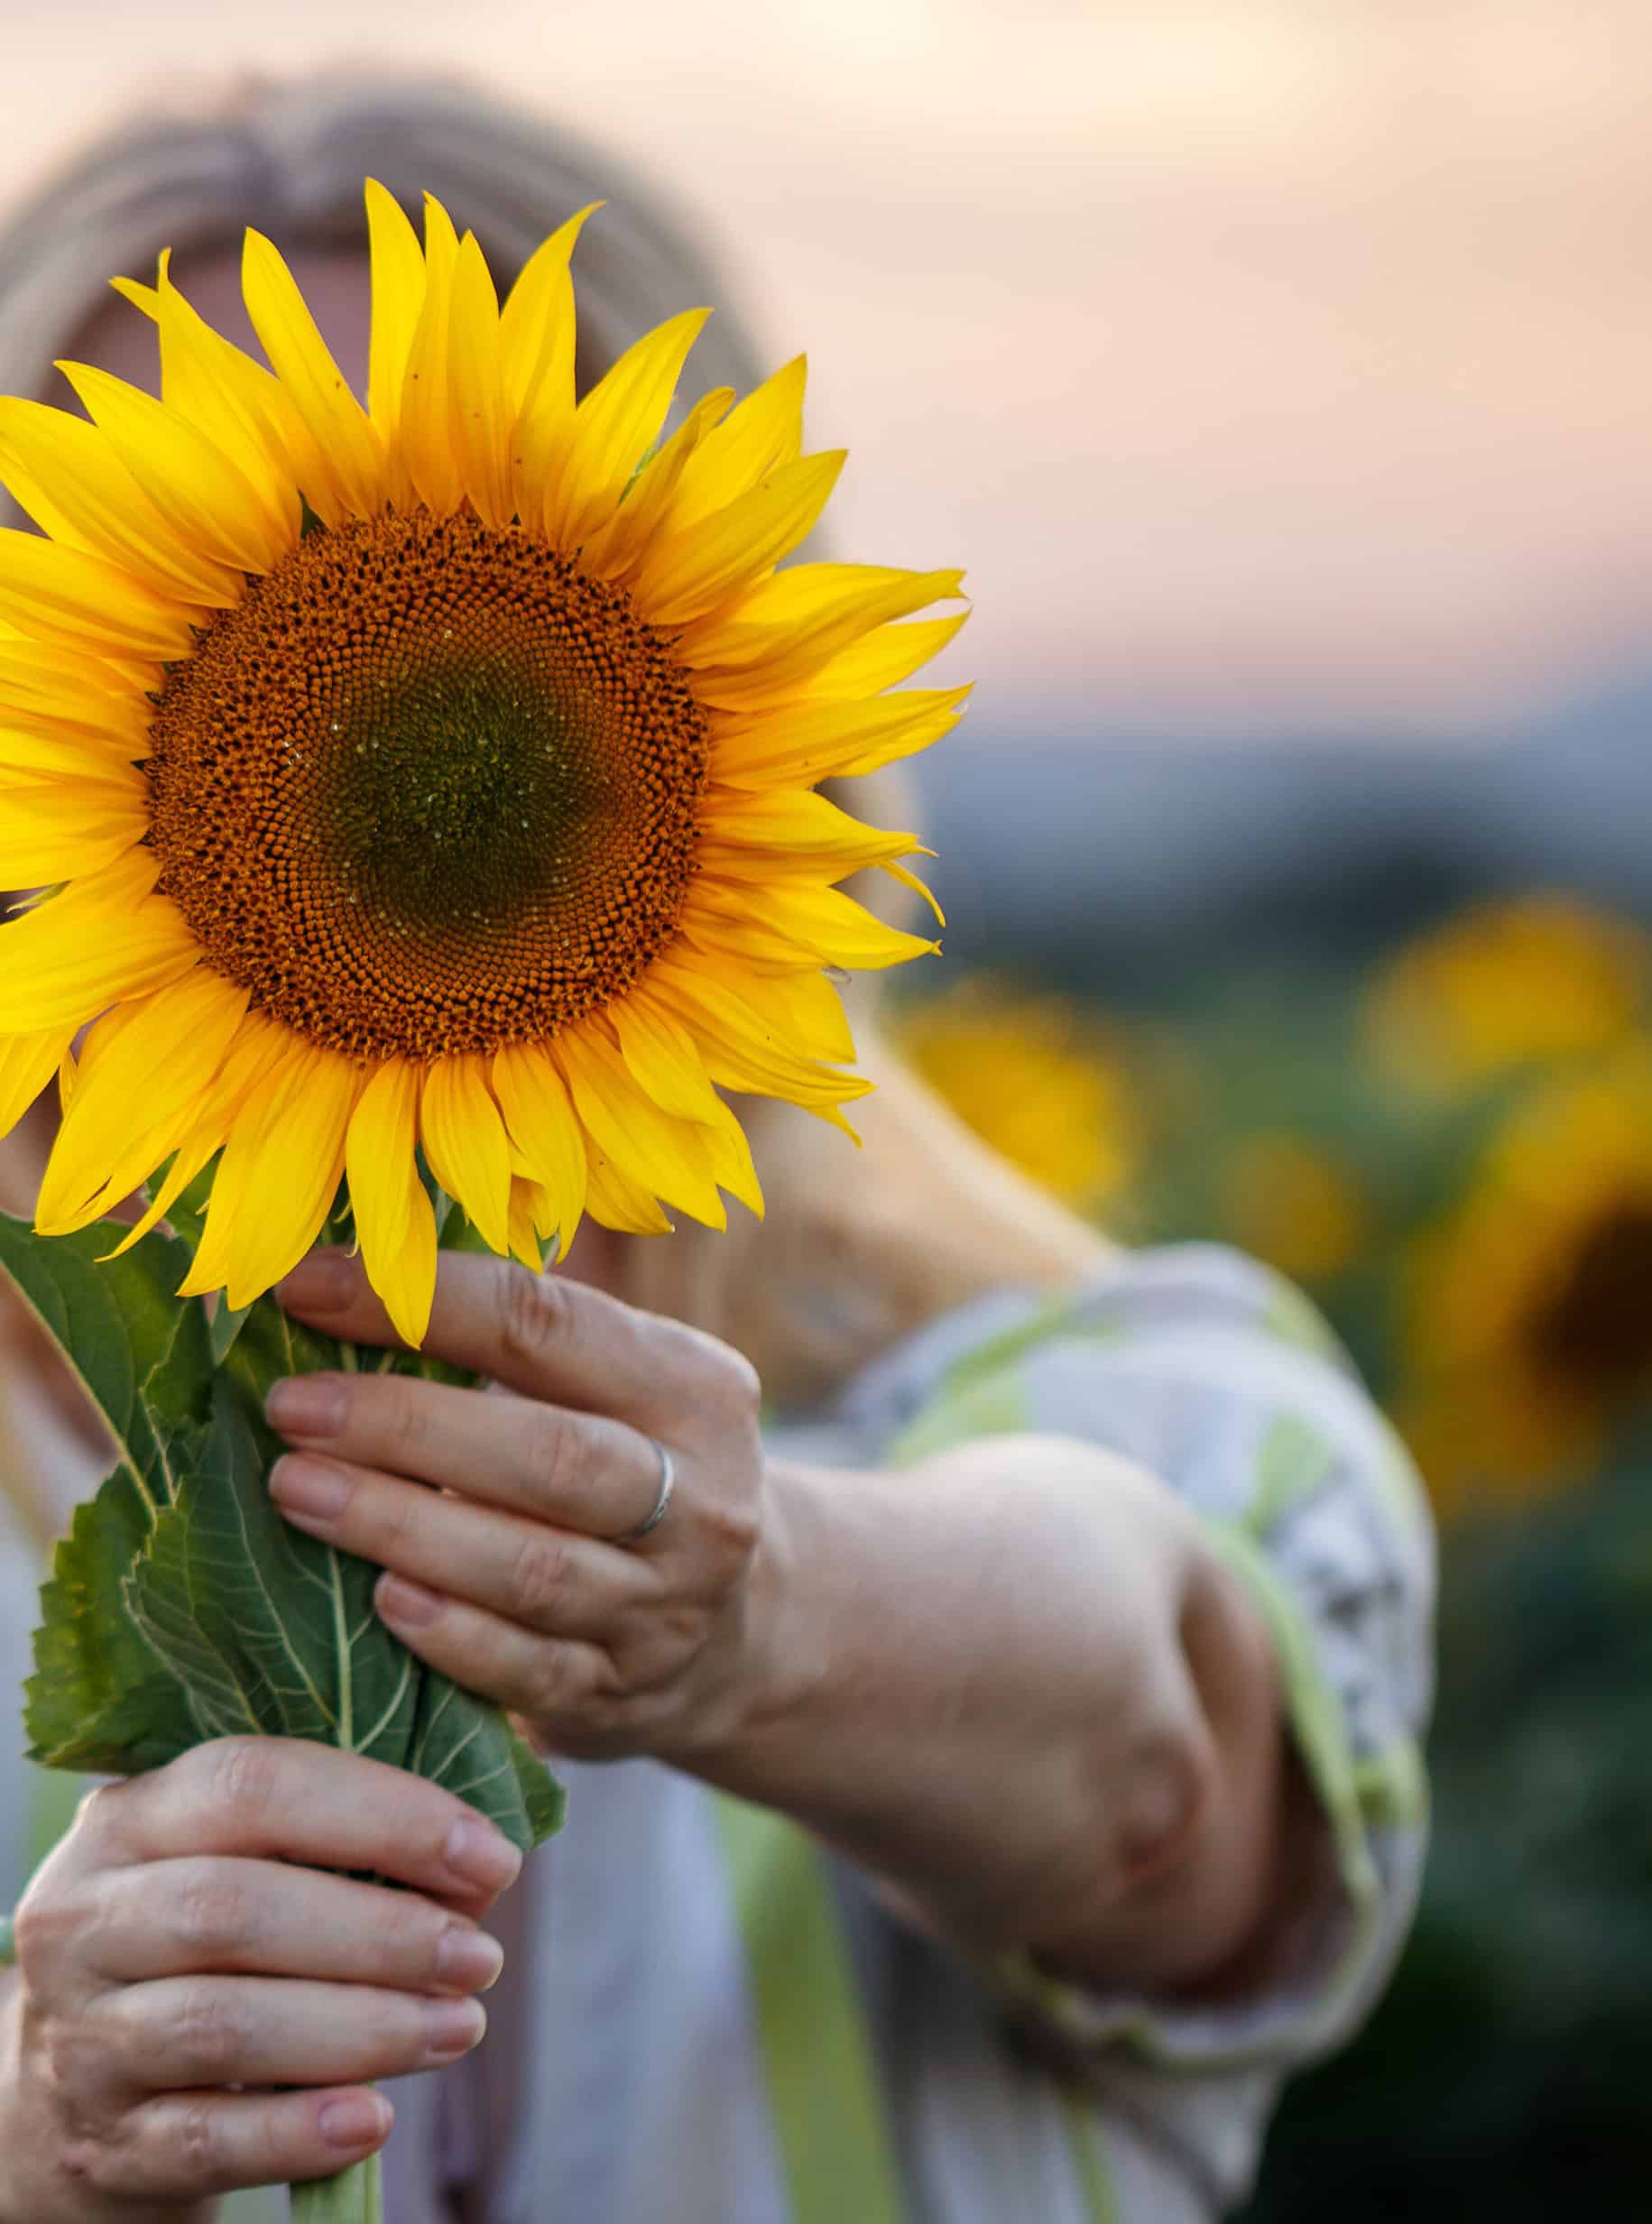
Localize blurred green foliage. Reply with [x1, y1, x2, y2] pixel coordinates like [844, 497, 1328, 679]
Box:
[896, 900, 1652, 2215]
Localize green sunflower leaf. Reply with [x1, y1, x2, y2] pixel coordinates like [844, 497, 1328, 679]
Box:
[1, 1210, 562, 1854]
[0, 1214, 214, 1771]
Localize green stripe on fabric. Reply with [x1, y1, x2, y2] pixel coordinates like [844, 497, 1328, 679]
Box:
[1353, 1740, 1430, 1832]
[886, 1367, 1030, 1467]
[1245, 1413, 1338, 1536]
[1260, 1280, 1346, 1363]
[713, 1795, 907, 2224]
[1061, 2090, 1120, 2224]
[1201, 1519, 1379, 1904]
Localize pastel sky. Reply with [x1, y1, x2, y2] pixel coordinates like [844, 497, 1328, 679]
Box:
[2, 0, 1650, 742]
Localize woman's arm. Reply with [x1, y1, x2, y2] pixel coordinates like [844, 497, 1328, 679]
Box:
[718, 1433, 1297, 1992]
[268, 1248, 1302, 1999]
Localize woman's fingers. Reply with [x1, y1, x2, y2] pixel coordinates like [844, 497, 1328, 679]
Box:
[264, 1367, 669, 1539]
[275, 1245, 760, 1441]
[99, 2085, 393, 2205]
[77, 1738, 522, 1914]
[268, 1452, 655, 1631]
[81, 1855, 504, 1996]
[369, 1577, 623, 1745]
[97, 1972, 486, 2091]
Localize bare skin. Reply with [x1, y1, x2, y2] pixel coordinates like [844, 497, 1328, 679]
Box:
[0, 252, 1312, 2221]
[0, 1742, 521, 2223]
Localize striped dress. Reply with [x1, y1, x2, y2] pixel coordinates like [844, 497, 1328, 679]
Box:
[1, 1245, 1433, 2223]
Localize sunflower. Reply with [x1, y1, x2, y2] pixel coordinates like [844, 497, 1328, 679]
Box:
[1216, 1131, 1371, 1287]
[1364, 895, 1648, 1097]
[0, 187, 968, 1343]
[890, 975, 1135, 1210]
[1397, 1047, 1652, 1512]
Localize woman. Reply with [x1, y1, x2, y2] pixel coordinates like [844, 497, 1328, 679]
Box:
[0, 75, 1433, 2224]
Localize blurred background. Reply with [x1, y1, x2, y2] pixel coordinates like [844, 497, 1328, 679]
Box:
[5, 0, 1652, 2212]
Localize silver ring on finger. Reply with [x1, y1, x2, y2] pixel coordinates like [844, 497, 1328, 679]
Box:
[620, 1436, 676, 1542]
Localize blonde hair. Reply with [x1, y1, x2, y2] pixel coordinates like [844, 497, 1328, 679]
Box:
[0, 69, 768, 420]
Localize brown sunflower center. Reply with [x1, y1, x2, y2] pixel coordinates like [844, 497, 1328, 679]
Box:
[1527, 1199, 1652, 1395]
[144, 509, 708, 1060]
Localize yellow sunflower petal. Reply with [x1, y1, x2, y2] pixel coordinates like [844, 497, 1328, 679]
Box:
[0, 1027, 76, 1140]
[661, 355, 808, 531]
[685, 568, 966, 711]
[0, 398, 241, 607]
[553, 1029, 726, 1227]
[695, 1094, 766, 1218]
[803, 610, 970, 701]
[628, 450, 845, 627]
[346, 1058, 438, 1347]
[686, 875, 938, 973]
[499, 201, 601, 416]
[578, 388, 735, 580]
[491, 1041, 587, 1261]
[365, 180, 426, 455]
[0, 853, 198, 1033]
[0, 728, 137, 781]
[736, 962, 858, 1064]
[0, 639, 155, 749]
[0, 774, 149, 883]
[447, 234, 512, 531]
[506, 210, 600, 526]
[180, 1044, 361, 1308]
[396, 197, 464, 518]
[547, 308, 712, 549]
[34, 967, 249, 1234]
[99, 1133, 217, 1259]
[242, 229, 386, 523]
[697, 784, 927, 877]
[420, 1052, 512, 1258]
[0, 528, 198, 660]
[113, 254, 302, 535]
[605, 1008, 766, 1217]
[879, 858, 946, 927]
[506, 1177, 546, 1271]
[607, 1001, 724, 1124]
[711, 684, 971, 787]
[582, 1147, 675, 1235]
[100, 1010, 294, 1251]
[59, 363, 295, 578]
[651, 946, 860, 1072]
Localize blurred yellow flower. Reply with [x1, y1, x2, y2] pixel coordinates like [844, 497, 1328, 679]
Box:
[1218, 1132, 1371, 1286]
[1365, 895, 1647, 1095]
[891, 977, 1135, 1210]
[1398, 1047, 1652, 1514]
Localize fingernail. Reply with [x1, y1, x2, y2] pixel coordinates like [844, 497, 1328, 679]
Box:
[436, 1923, 505, 1993]
[276, 1250, 356, 1312]
[445, 1814, 523, 1893]
[424, 1997, 487, 2063]
[265, 1375, 348, 1437]
[378, 1573, 441, 1628]
[319, 2092, 392, 2149]
[269, 1455, 350, 1522]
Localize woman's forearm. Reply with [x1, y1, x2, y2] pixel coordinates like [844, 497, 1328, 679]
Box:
[693, 1433, 1291, 1996]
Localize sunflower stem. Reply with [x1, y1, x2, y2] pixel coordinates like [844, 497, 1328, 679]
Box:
[291, 2151, 383, 2224]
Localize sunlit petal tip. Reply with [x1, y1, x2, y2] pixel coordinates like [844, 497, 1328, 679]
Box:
[881, 859, 946, 927]
[420, 1055, 512, 1259]
[108, 273, 160, 320]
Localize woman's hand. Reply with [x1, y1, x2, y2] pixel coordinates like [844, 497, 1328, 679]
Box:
[267, 1248, 768, 1765]
[0, 1739, 521, 2224]
[270, 1245, 1296, 1998]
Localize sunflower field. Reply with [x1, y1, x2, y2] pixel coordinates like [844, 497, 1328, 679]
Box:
[890, 894, 1652, 2221]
